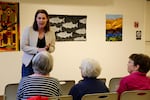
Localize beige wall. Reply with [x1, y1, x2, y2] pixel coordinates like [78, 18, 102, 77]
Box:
[0, 0, 147, 95]
[145, 1, 150, 77]
[145, 1, 150, 56]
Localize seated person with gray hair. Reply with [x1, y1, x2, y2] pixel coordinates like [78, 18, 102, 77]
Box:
[17, 51, 62, 100]
[69, 58, 109, 100]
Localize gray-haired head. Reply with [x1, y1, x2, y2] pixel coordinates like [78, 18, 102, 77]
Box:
[80, 58, 101, 78]
[32, 51, 53, 75]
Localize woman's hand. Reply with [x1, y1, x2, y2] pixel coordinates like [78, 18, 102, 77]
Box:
[37, 44, 50, 52]
[45, 43, 50, 51]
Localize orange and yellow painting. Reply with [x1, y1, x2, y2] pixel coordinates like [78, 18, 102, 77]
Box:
[0, 1, 19, 52]
[106, 14, 122, 41]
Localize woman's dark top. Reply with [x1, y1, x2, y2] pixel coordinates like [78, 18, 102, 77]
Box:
[37, 36, 46, 48]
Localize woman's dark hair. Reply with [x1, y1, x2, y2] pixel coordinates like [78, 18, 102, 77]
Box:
[32, 9, 50, 32]
[129, 53, 150, 73]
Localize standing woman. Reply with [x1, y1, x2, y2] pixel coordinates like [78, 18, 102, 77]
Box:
[21, 9, 55, 77]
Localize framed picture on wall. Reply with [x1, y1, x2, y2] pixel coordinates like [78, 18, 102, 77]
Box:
[0, 1, 20, 52]
[136, 30, 142, 40]
[106, 14, 123, 41]
[49, 14, 87, 41]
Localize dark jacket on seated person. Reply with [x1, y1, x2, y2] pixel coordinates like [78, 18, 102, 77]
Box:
[69, 58, 109, 100]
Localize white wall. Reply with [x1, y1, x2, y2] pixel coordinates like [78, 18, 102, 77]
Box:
[0, 0, 146, 95]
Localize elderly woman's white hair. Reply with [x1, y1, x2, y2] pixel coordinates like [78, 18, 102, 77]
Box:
[80, 58, 101, 78]
[32, 51, 53, 75]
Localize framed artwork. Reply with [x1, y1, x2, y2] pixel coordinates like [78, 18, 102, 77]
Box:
[106, 14, 123, 41]
[49, 14, 87, 41]
[0, 1, 20, 52]
[136, 30, 141, 40]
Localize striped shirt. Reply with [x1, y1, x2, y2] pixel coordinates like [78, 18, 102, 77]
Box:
[17, 76, 62, 100]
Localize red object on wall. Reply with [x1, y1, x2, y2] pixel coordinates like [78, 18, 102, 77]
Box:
[134, 21, 139, 28]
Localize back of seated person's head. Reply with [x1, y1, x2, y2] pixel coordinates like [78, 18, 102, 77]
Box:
[32, 51, 53, 75]
[79, 58, 101, 78]
[129, 53, 150, 73]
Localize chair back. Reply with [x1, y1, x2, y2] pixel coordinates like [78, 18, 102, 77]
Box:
[81, 92, 118, 100]
[99, 78, 106, 83]
[49, 95, 72, 100]
[4, 83, 19, 100]
[120, 90, 150, 100]
[0, 95, 4, 100]
[109, 77, 122, 92]
[59, 80, 75, 95]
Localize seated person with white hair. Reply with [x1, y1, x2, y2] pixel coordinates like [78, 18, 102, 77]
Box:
[69, 58, 109, 100]
[17, 51, 62, 100]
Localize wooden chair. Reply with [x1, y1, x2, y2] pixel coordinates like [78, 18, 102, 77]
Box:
[120, 90, 150, 100]
[59, 80, 75, 95]
[49, 95, 73, 100]
[0, 95, 4, 100]
[99, 78, 106, 83]
[4, 83, 19, 100]
[81, 92, 118, 100]
[109, 77, 122, 92]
